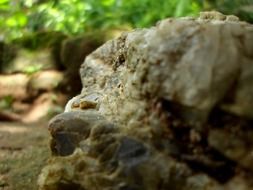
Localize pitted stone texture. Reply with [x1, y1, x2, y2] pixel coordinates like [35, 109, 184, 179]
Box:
[79, 12, 253, 125]
[39, 12, 253, 190]
[39, 139, 220, 190]
[48, 111, 109, 156]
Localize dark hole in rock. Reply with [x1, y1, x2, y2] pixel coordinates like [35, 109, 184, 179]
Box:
[182, 150, 236, 183]
[208, 108, 250, 129]
[58, 181, 85, 190]
[160, 99, 237, 183]
[115, 137, 148, 164]
[53, 132, 76, 156]
[76, 160, 86, 172]
[119, 184, 142, 190]
[103, 159, 119, 174]
[152, 138, 181, 157]
[160, 99, 209, 126]
[181, 148, 236, 183]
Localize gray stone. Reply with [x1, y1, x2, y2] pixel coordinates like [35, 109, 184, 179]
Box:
[78, 12, 253, 126]
[48, 111, 108, 156]
[60, 34, 104, 95]
[27, 70, 64, 97]
[39, 12, 253, 190]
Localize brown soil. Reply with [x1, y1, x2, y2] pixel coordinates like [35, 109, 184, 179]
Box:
[0, 121, 50, 190]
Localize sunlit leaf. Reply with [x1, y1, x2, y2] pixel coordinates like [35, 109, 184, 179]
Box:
[16, 13, 28, 26]
[24, 0, 34, 7]
[6, 17, 17, 27]
[101, 0, 115, 6]
[0, 0, 8, 4]
[175, 0, 190, 17]
[6, 13, 27, 27]
[0, 4, 9, 10]
[0, 0, 9, 11]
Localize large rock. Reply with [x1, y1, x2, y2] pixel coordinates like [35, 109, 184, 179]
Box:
[2, 49, 57, 74]
[60, 34, 104, 95]
[39, 12, 253, 190]
[0, 74, 29, 100]
[27, 70, 64, 97]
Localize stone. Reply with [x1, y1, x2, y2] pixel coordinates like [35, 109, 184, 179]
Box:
[2, 49, 57, 74]
[48, 110, 109, 156]
[60, 34, 104, 95]
[27, 70, 64, 97]
[79, 12, 253, 125]
[39, 12, 253, 190]
[64, 92, 101, 112]
[0, 74, 29, 100]
[60, 34, 104, 75]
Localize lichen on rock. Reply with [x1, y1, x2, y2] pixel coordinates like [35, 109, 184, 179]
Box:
[39, 12, 253, 190]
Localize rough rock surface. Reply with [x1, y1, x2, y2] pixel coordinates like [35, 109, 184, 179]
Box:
[39, 12, 253, 190]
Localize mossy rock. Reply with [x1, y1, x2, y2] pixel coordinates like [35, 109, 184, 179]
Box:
[12, 31, 68, 70]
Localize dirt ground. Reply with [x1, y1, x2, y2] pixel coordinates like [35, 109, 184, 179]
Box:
[0, 121, 50, 190]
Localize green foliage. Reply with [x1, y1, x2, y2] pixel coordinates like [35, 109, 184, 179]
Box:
[84, 0, 201, 28]
[13, 31, 67, 50]
[0, 95, 14, 110]
[23, 64, 42, 75]
[0, 0, 201, 40]
[0, 0, 28, 39]
[0, 0, 252, 41]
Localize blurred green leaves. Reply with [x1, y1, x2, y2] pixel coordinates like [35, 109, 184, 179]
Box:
[175, 0, 202, 17]
[0, 0, 9, 3]
[0, 0, 252, 41]
[6, 13, 27, 27]
[0, 0, 9, 11]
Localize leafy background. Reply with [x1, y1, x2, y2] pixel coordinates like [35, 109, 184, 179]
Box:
[0, 0, 252, 41]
